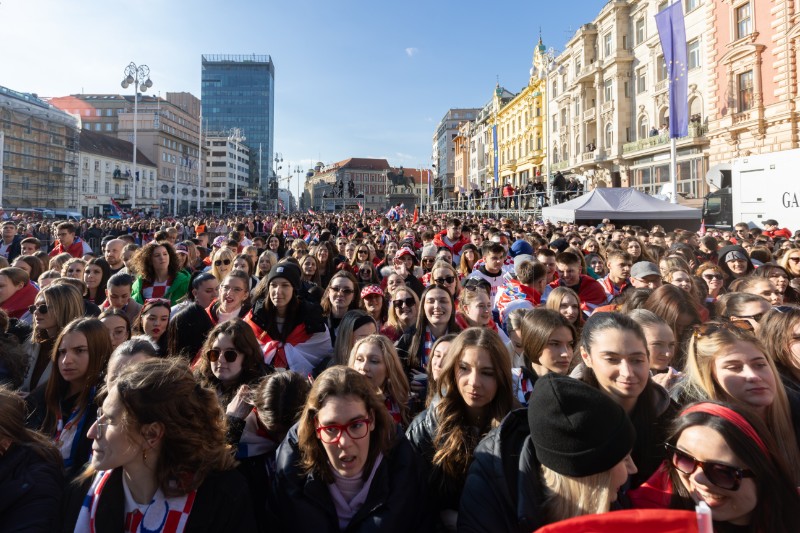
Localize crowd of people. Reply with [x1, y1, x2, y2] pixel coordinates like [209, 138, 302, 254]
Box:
[1, 210, 800, 532]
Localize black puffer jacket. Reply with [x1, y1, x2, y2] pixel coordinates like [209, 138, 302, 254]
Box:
[270, 425, 433, 532]
[0, 444, 63, 532]
[458, 409, 548, 533]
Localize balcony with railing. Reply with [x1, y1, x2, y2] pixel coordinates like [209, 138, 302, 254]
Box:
[583, 107, 596, 121]
[654, 79, 668, 94]
[551, 160, 571, 171]
[601, 100, 614, 113]
[622, 123, 708, 154]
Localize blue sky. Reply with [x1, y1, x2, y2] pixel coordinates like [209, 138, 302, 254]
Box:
[1, 0, 608, 195]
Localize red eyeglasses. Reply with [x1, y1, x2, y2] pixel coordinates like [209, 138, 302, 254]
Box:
[315, 418, 371, 444]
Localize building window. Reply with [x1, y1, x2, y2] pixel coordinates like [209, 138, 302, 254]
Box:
[552, 114, 558, 132]
[637, 68, 647, 93]
[635, 19, 645, 45]
[604, 79, 613, 103]
[736, 3, 752, 40]
[561, 74, 568, 91]
[605, 123, 614, 147]
[639, 116, 650, 139]
[738, 70, 754, 112]
[688, 39, 701, 69]
[658, 1, 669, 11]
[551, 79, 558, 98]
[574, 57, 582, 75]
[685, 0, 700, 12]
[657, 56, 668, 83]
[604, 33, 613, 57]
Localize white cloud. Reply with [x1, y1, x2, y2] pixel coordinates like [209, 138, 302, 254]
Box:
[405, 47, 419, 57]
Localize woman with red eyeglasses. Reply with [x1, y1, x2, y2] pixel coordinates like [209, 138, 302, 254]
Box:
[630, 401, 800, 532]
[269, 366, 432, 531]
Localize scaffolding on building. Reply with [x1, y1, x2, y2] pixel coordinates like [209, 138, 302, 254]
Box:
[0, 86, 80, 210]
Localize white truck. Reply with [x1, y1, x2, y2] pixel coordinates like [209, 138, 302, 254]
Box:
[703, 148, 800, 231]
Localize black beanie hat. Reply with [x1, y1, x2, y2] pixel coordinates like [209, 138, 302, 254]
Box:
[266, 263, 301, 291]
[528, 373, 636, 477]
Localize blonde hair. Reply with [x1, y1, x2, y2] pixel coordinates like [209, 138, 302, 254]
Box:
[541, 465, 614, 523]
[210, 247, 236, 282]
[348, 334, 410, 425]
[684, 324, 800, 482]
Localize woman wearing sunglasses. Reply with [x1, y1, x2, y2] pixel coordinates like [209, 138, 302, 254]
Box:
[380, 286, 419, 342]
[428, 260, 461, 300]
[25, 318, 110, 481]
[64, 358, 257, 531]
[778, 245, 800, 282]
[270, 366, 432, 531]
[209, 247, 236, 284]
[630, 401, 800, 531]
[195, 318, 269, 444]
[245, 263, 331, 377]
[321, 271, 361, 346]
[696, 262, 726, 305]
[129, 241, 190, 306]
[22, 283, 84, 393]
[678, 319, 800, 482]
[355, 261, 379, 288]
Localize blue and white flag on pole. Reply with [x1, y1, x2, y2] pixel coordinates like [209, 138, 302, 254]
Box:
[427, 169, 432, 197]
[492, 125, 499, 184]
[655, 1, 689, 138]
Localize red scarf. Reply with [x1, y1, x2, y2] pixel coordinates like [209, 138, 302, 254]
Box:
[244, 311, 312, 369]
[0, 281, 38, 319]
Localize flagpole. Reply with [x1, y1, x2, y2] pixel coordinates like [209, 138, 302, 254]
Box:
[670, 137, 677, 204]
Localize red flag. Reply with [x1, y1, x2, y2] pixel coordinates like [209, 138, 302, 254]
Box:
[699, 219, 706, 236]
[412, 205, 419, 224]
[357, 202, 364, 215]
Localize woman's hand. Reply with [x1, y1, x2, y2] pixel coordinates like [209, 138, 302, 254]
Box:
[225, 384, 253, 419]
[409, 369, 427, 395]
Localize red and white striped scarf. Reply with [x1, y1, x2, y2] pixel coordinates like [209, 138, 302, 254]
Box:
[75, 470, 197, 533]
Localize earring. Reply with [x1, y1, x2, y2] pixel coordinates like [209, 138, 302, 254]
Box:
[142, 448, 148, 463]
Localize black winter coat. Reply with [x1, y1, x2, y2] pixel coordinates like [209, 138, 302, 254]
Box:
[270, 425, 434, 533]
[406, 407, 477, 515]
[61, 467, 257, 532]
[458, 409, 548, 533]
[0, 444, 64, 532]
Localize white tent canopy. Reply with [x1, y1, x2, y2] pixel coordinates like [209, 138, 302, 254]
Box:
[542, 187, 701, 223]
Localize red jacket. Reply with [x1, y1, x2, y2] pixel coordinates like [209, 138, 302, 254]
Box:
[432, 230, 469, 258]
[764, 227, 792, 240]
[543, 274, 607, 313]
[49, 237, 91, 258]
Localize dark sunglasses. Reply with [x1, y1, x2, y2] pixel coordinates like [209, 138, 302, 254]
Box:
[205, 349, 239, 363]
[28, 303, 48, 315]
[733, 313, 765, 323]
[214, 259, 232, 266]
[666, 444, 754, 491]
[392, 297, 416, 309]
[434, 276, 456, 285]
[330, 287, 355, 295]
[702, 273, 723, 280]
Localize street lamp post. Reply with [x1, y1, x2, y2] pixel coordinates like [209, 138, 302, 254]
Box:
[294, 165, 302, 212]
[536, 47, 562, 206]
[120, 62, 153, 213]
[273, 153, 283, 212]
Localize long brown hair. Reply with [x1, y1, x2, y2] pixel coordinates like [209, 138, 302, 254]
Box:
[520, 308, 576, 368]
[408, 285, 461, 371]
[432, 328, 515, 481]
[43, 318, 111, 434]
[0, 385, 61, 464]
[297, 366, 395, 483]
[90, 358, 237, 496]
[349, 334, 410, 426]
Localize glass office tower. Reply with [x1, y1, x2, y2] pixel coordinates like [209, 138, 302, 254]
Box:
[201, 54, 275, 198]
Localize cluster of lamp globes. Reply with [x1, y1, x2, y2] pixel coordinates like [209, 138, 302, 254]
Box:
[120, 63, 153, 93]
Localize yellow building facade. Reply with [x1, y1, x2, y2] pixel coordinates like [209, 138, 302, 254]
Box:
[492, 39, 548, 189]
